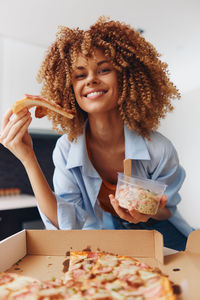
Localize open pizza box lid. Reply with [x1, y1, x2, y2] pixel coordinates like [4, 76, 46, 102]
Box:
[0, 229, 199, 299]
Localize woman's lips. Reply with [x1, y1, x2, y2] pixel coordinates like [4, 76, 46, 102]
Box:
[84, 90, 108, 99]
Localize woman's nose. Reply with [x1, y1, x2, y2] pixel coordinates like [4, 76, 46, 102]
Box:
[86, 72, 99, 86]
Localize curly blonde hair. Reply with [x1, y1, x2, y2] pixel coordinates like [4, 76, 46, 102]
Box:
[37, 16, 180, 141]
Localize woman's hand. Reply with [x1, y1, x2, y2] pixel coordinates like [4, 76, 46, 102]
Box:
[0, 108, 33, 164]
[0, 107, 59, 228]
[109, 194, 168, 223]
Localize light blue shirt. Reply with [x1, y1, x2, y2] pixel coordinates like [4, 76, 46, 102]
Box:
[39, 124, 193, 237]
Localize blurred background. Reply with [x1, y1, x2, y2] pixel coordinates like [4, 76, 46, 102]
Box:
[0, 0, 199, 230]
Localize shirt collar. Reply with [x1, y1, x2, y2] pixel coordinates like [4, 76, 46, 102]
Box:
[66, 124, 150, 175]
[124, 125, 150, 160]
[66, 123, 99, 177]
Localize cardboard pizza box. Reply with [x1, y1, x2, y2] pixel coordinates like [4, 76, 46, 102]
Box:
[0, 229, 199, 299]
[160, 230, 200, 299]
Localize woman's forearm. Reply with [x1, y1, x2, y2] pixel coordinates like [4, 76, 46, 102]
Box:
[23, 153, 59, 228]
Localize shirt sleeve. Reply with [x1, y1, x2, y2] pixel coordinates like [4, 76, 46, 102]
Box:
[39, 136, 88, 230]
[148, 133, 186, 216]
[53, 167, 88, 230]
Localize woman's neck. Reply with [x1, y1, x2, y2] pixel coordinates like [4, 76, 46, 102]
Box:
[87, 111, 124, 148]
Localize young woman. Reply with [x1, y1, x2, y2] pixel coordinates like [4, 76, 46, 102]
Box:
[0, 17, 194, 250]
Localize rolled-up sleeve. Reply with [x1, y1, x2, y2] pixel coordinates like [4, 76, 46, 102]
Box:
[164, 165, 185, 215]
[149, 135, 186, 216]
[53, 164, 87, 229]
[37, 205, 58, 230]
[38, 189, 87, 230]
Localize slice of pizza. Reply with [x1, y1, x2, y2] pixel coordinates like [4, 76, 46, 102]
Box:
[63, 251, 177, 300]
[12, 94, 75, 119]
[96, 252, 176, 299]
[0, 272, 39, 299]
[8, 278, 70, 299]
[1, 274, 82, 299]
[64, 251, 99, 283]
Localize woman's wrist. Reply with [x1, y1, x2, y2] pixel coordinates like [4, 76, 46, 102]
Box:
[152, 207, 171, 221]
[21, 150, 38, 170]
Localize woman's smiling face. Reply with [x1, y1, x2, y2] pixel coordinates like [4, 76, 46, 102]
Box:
[71, 48, 119, 116]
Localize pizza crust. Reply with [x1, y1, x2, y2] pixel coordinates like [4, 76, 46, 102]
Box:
[12, 94, 75, 119]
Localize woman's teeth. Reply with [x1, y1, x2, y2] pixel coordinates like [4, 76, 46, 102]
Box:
[86, 91, 105, 97]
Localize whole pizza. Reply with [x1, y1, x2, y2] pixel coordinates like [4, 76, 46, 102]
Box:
[0, 251, 177, 299]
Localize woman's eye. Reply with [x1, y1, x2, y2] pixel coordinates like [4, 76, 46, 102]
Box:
[75, 74, 86, 79]
[99, 68, 111, 74]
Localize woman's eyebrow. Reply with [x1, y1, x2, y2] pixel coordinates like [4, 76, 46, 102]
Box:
[75, 60, 110, 70]
[75, 66, 85, 70]
[97, 60, 110, 66]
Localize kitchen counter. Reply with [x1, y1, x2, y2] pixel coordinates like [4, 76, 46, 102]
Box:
[0, 194, 43, 240]
[0, 194, 37, 210]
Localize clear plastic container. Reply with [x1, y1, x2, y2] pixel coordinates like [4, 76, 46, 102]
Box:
[115, 173, 167, 215]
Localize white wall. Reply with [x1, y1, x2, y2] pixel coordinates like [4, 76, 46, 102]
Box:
[0, 37, 51, 129]
[0, 0, 199, 229]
